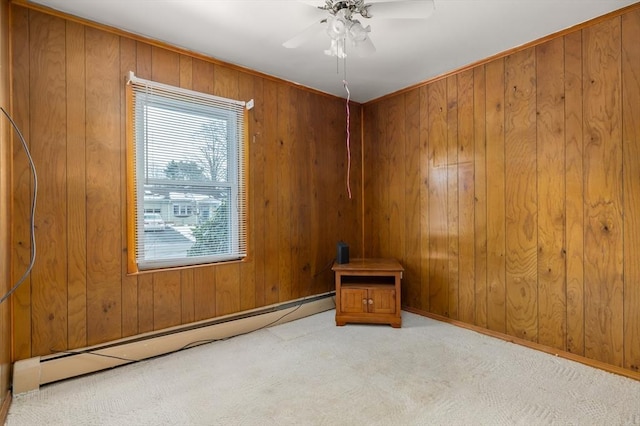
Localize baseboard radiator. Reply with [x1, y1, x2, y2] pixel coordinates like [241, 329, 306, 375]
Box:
[13, 292, 336, 394]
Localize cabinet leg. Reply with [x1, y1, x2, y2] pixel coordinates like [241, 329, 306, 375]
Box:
[336, 321, 346, 326]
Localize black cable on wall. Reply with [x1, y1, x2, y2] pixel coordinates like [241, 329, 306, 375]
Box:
[0, 106, 37, 304]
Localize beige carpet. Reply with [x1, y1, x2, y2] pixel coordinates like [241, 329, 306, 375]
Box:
[6, 310, 640, 425]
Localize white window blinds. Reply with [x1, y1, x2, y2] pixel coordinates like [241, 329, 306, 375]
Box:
[127, 72, 247, 271]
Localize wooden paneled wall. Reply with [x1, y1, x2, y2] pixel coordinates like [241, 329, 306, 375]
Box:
[10, 5, 362, 359]
[364, 7, 640, 373]
[0, 0, 12, 412]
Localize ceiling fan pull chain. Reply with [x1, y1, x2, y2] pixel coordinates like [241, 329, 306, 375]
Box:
[343, 79, 352, 200]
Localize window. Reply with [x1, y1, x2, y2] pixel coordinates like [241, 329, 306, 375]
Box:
[173, 204, 194, 217]
[127, 72, 248, 271]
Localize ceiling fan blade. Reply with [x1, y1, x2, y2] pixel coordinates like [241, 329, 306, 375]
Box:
[283, 20, 326, 49]
[367, 0, 435, 19]
[353, 36, 376, 57]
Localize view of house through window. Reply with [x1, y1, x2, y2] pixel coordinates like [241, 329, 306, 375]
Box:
[128, 74, 247, 270]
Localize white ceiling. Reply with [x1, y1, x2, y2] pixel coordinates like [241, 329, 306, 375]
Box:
[29, 0, 639, 103]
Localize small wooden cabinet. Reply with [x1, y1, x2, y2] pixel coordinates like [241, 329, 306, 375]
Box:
[332, 258, 403, 328]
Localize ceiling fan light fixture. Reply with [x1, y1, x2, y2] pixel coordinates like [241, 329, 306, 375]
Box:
[326, 9, 349, 39]
[348, 21, 369, 42]
[324, 38, 347, 58]
[324, 11, 371, 58]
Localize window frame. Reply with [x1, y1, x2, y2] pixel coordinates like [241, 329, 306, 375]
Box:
[126, 72, 248, 273]
[173, 203, 194, 218]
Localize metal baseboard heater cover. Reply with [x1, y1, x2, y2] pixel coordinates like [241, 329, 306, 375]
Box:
[13, 292, 335, 394]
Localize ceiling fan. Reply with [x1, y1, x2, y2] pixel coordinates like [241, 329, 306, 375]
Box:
[283, 0, 435, 58]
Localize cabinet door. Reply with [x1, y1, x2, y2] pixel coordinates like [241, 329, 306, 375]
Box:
[340, 288, 368, 314]
[369, 287, 396, 314]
